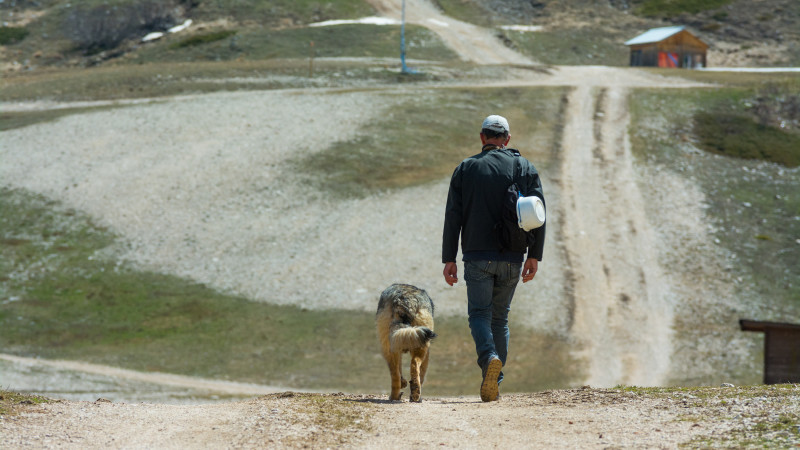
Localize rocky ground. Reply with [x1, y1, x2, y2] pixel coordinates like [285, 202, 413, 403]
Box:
[3, 385, 799, 449]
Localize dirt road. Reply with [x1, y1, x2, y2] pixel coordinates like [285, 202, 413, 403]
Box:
[5, 384, 797, 449]
[1, 389, 733, 449]
[365, 0, 536, 65]
[559, 85, 675, 387]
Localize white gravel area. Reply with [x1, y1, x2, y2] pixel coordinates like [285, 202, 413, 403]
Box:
[0, 87, 565, 331]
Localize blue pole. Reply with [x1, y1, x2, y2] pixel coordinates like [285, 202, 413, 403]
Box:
[401, 0, 409, 73]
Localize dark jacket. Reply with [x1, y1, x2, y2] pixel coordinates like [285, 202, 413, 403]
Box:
[442, 147, 546, 263]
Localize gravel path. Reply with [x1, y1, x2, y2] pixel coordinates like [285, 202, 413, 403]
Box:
[366, 0, 537, 65]
[5, 387, 799, 449]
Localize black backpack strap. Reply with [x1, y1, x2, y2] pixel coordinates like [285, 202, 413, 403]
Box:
[509, 149, 521, 195]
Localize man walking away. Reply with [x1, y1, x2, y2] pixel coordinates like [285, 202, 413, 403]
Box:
[441, 114, 546, 402]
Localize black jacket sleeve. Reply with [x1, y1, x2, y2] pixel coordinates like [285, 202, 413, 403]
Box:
[522, 160, 546, 261]
[442, 164, 463, 263]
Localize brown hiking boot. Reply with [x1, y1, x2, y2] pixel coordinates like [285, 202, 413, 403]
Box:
[480, 357, 502, 402]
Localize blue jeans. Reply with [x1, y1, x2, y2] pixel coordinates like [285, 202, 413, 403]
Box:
[464, 260, 521, 384]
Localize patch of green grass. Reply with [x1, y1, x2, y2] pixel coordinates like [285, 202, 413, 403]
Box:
[0, 187, 578, 395]
[0, 26, 29, 45]
[0, 61, 303, 102]
[501, 28, 629, 66]
[192, 0, 375, 26]
[169, 30, 237, 49]
[693, 111, 800, 167]
[0, 390, 51, 416]
[136, 24, 456, 63]
[0, 104, 130, 131]
[632, 0, 735, 18]
[0, 60, 400, 102]
[290, 86, 566, 197]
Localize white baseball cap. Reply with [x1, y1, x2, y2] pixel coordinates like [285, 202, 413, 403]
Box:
[481, 115, 510, 134]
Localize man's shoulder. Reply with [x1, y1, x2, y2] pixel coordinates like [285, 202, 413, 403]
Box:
[458, 147, 528, 169]
[506, 149, 538, 170]
[457, 151, 488, 166]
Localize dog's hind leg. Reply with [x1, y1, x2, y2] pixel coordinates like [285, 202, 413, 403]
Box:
[419, 348, 430, 386]
[385, 351, 404, 401]
[409, 348, 426, 402]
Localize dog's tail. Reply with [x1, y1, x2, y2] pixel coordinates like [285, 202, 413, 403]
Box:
[390, 324, 437, 353]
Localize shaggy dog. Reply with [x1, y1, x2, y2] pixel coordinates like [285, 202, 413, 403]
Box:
[376, 284, 436, 402]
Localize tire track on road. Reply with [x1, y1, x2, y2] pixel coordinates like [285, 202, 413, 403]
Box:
[559, 86, 675, 387]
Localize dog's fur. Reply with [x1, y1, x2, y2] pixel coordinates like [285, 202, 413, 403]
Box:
[376, 284, 436, 402]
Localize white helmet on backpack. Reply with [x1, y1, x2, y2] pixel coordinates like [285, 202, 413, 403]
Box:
[517, 196, 545, 231]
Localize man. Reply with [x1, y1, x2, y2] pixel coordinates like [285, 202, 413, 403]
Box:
[441, 114, 545, 402]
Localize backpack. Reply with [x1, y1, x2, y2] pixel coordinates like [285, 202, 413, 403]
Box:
[494, 152, 530, 253]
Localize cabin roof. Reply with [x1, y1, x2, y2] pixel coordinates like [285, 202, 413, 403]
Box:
[625, 26, 687, 46]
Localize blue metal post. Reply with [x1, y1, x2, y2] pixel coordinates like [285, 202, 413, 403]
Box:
[401, 0, 409, 73]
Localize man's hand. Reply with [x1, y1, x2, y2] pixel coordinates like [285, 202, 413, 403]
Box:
[522, 258, 538, 283]
[443, 262, 458, 286]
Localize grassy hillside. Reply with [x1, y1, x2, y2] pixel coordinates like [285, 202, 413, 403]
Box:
[628, 72, 800, 385]
[433, 0, 800, 66]
[635, 83, 800, 305]
[3, 0, 799, 70]
[129, 24, 456, 63]
[0, 0, 450, 70]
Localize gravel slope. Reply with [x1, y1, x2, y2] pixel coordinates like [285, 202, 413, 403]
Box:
[0, 85, 572, 326]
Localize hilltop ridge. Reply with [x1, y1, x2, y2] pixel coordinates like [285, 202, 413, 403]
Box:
[1, 0, 798, 71]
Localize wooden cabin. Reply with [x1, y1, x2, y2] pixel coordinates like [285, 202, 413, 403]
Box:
[625, 26, 708, 69]
[740, 319, 800, 384]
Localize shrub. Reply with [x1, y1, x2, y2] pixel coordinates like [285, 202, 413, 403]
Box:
[693, 112, 800, 167]
[633, 0, 734, 18]
[63, 0, 180, 54]
[712, 11, 729, 20]
[169, 30, 237, 49]
[700, 22, 722, 32]
[0, 26, 29, 45]
[747, 85, 800, 132]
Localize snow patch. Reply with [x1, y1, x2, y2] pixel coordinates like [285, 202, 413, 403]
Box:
[309, 17, 400, 27]
[500, 25, 543, 32]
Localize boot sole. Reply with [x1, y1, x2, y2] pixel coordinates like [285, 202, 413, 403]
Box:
[480, 358, 502, 402]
